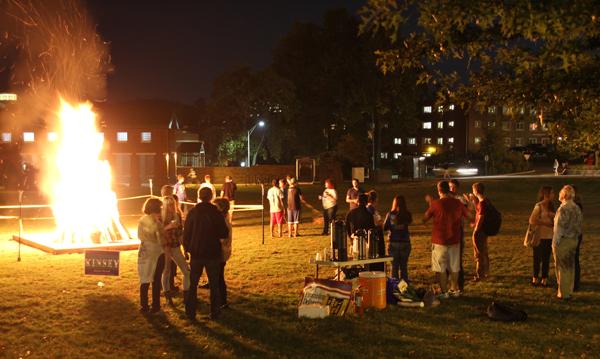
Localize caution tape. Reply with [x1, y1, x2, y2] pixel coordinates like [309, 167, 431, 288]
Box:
[180, 201, 263, 212]
[0, 194, 151, 210]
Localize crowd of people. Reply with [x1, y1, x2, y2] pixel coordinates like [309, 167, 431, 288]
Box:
[137, 175, 236, 321]
[308, 178, 584, 301]
[136, 173, 584, 320]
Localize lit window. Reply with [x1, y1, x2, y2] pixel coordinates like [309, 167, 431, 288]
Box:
[437, 106, 444, 113]
[504, 137, 511, 147]
[502, 122, 511, 131]
[474, 137, 481, 144]
[141, 131, 152, 143]
[423, 137, 432, 144]
[447, 137, 454, 143]
[448, 104, 455, 110]
[23, 132, 34, 142]
[423, 106, 432, 113]
[474, 120, 481, 128]
[117, 132, 128, 142]
[516, 122, 525, 130]
[423, 122, 432, 129]
[437, 121, 444, 129]
[393, 153, 402, 159]
[529, 137, 538, 144]
[502, 106, 510, 115]
[394, 138, 402, 145]
[47, 132, 57, 142]
[437, 137, 444, 145]
[515, 137, 523, 146]
[488, 121, 496, 128]
[541, 138, 549, 145]
[408, 138, 416, 145]
[1, 132, 11, 142]
[529, 123, 538, 131]
[541, 123, 548, 131]
[380, 152, 388, 159]
[448, 121, 455, 128]
[488, 106, 496, 114]
[519, 107, 525, 114]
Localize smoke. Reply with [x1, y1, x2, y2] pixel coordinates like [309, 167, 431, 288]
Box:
[0, 0, 111, 127]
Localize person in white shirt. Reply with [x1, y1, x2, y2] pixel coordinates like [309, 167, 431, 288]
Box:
[267, 179, 285, 237]
[198, 174, 217, 202]
[319, 179, 338, 235]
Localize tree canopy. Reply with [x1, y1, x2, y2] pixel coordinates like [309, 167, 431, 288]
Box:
[359, 0, 600, 154]
[203, 8, 422, 166]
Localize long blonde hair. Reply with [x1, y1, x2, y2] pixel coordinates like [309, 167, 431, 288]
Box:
[162, 195, 183, 225]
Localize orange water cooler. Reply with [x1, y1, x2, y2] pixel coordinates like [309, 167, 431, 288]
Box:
[358, 271, 387, 309]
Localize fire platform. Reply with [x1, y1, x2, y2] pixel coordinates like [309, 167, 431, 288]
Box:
[13, 235, 140, 255]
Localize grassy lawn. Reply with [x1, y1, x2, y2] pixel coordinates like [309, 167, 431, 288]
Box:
[1, 178, 599, 358]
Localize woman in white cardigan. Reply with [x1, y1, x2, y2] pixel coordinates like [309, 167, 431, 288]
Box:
[137, 198, 168, 313]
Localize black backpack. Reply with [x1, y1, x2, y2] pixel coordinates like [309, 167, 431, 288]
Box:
[486, 301, 527, 322]
[482, 200, 502, 236]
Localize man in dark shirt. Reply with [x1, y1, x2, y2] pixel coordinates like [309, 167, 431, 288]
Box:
[183, 187, 229, 321]
[287, 177, 305, 237]
[345, 178, 363, 211]
[345, 194, 375, 238]
[220, 175, 237, 221]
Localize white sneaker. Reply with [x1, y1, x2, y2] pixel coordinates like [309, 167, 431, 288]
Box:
[448, 290, 462, 298]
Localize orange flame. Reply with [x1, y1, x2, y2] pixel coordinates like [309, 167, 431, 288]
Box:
[43, 98, 129, 244]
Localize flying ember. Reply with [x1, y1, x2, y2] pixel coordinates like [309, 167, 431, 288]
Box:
[43, 98, 130, 244]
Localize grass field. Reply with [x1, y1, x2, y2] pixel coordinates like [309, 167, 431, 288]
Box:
[1, 178, 599, 358]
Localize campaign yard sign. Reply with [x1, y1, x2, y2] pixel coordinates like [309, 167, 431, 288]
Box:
[85, 250, 120, 276]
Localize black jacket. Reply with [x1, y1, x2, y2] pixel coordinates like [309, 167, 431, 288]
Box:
[345, 205, 375, 237]
[183, 202, 229, 261]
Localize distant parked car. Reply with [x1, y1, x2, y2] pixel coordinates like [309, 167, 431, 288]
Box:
[432, 162, 479, 177]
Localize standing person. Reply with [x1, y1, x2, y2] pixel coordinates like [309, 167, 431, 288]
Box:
[471, 182, 491, 282]
[198, 174, 217, 201]
[345, 194, 375, 241]
[183, 187, 229, 321]
[267, 179, 285, 238]
[528, 186, 555, 287]
[213, 198, 232, 309]
[160, 195, 190, 306]
[345, 178, 363, 211]
[366, 190, 385, 270]
[383, 195, 413, 281]
[423, 181, 470, 297]
[279, 178, 289, 234]
[571, 186, 583, 291]
[553, 159, 560, 176]
[173, 174, 187, 208]
[553, 185, 583, 300]
[137, 198, 167, 313]
[287, 177, 305, 237]
[449, 179, 470, 291]
[319, 179, 338, 235]
[220, 175, 237, 221]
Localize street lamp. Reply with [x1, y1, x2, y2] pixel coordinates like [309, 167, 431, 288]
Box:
[247, 120, 265, 167]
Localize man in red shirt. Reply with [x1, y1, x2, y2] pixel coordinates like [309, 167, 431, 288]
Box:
[424, 181, 471, 297]
[471, 182, 490, 282]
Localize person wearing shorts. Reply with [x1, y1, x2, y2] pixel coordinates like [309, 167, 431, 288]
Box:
[424, 181, 471, 298]
[286, 177, 305, 237]
[267, 179, 285, 238]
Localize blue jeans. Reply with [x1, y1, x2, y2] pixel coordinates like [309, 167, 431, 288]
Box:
[388, 241, 411, 281]
[186, 258, 221, 319]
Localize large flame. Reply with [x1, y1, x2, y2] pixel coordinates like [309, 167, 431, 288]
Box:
[44, 99, 129, 244]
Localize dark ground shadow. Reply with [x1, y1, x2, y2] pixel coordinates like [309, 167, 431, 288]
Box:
[83, 294, 202, 355]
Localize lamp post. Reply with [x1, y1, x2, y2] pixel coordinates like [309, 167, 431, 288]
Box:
[247, 120, 265, 167]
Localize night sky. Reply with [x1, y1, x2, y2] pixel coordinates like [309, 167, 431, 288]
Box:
[87, 0, 363, 104]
